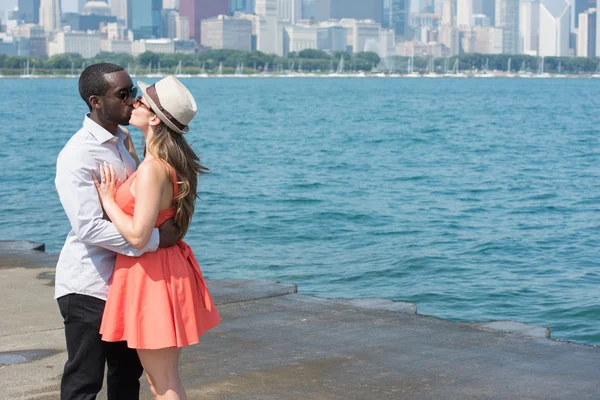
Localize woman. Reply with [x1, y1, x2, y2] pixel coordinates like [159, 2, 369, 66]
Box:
[94, 76, 221, 400]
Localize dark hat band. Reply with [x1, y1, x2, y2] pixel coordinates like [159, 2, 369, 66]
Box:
[146, 84, 187, 131]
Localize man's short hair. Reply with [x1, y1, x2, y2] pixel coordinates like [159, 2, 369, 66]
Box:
[78, 63, 125, 111]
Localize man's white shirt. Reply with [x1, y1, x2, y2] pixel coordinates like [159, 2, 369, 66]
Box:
[54, 115, 159, 301]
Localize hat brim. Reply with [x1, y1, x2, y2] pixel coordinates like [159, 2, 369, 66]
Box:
[137, 80, 189, 134]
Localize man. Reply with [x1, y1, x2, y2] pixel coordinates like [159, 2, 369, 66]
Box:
[54, 63, 178, 399]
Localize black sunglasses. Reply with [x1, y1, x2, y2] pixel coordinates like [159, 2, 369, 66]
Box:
[103, 87, 138, 103]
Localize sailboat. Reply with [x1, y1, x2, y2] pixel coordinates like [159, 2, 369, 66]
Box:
[329, 55, 345, 77]
[554, 60, 566, 78]
[20, 59, 32, 78]
[446, 58, 466, 78]
[196, 62, 208, 78]
[475, 58, 495, 77]
[65, 61, 78, 78]
[505, 57, 515, 78]
[424, 57, 439, 78]
[216, 62, 224, 77]
[406, 56, 420, 78]
[175, 60, 193, 78]
[591, 61, 600, 78]
[234, 62, 248, 78]
[534, 56, 551, 78]
[518, 61, 532, 78]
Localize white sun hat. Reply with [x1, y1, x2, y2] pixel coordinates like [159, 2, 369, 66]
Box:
[137, 75, 197, 134]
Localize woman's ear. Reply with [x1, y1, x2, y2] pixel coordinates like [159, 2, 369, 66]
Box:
[149, 115, 161, 127]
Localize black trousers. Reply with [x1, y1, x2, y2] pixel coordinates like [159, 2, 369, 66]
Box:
[57, 293, 144, 400]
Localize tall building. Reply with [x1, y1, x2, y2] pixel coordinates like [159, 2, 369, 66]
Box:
[283, 24, 318, 53]
[111, 0, 128, 25]
[538, 0, 570, 56]
[495, 0, 519, 53]
[78, 0, 87, 13]
[473, 0, 495, 23]
[574, 0, 589, 28]
[48, 30, 102, 57]
[519, 0, 539, 54]
[16, 23, 47, 56]
[255, 0, 284, 54]
[162, 9, 179, 38]
[231, 0, 255, 12]
[457, 0, 473, 28]
[163, 0, 180, 9]
[339, 18, 381, 53]
[255, 0, 277, 16]
[201, 15, 252, 50]
[176, 14, 189, 39]
[39, 0, 62, 32]
[314, 0, 384, 23]
[278, 0, 302, 23]
[383, 0, 409, 38]
[17, 0, 41, 23]
[302, 0, 316, 18]
[128, 0, 163, 39]
[439, 0, 459, 54]
[473, 25, 503, 52]
[180, 0, 230, 43]
[316, 24, 347, 52]
[577, 8, 596, 56]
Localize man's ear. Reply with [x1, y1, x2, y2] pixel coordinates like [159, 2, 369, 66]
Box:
[89, 95, 101, 109]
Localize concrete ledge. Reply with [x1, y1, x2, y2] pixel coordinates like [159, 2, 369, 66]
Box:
[209, 280, 298, 305]
[328, 297, 417, 314]
[469, 320, 551, 339]
[2, 241, 600, 400]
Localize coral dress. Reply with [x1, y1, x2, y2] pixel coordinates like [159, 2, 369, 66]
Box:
[100, 161, 221, 349]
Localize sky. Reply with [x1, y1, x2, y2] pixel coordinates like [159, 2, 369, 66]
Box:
[2, 0, 80, 13]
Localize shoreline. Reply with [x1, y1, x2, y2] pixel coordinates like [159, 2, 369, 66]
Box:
[1, 239, 599, 399]
[0, 239, 594, 347]
[1, 73, 599, 79]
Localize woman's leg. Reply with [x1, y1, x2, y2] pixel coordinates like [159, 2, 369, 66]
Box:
[137, 348, 186, 400]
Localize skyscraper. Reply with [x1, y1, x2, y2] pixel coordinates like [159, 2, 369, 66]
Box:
[495, 0, 519, 53]
[128, 0, 163, 39]
[179, 0, 230, 43]
[163, 0, 180, 9]
[538, 0, 570, 56]
[255, 0, 283, 54]
[278, 0, 302, 23]
[231, 0, 255, 13]
[472, 0, 495, 24]
[457, 0, 473, 27]
[255, 0, 277, 16]
[577, 8, 595, 56]
[17, 0, 41, 23]
[383, 0, 409, 38]
[574, 0, 589, 27]
[439, 0, 459, 54]
[302, 0, 316, 18]
[519, 0, 539, 54]
[111, 0, 128, 23]
[39, 0, 62, 32]
[314, 0, 384, 23]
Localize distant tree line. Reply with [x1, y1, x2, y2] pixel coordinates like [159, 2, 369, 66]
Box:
[1, 50, 599, 75]
[0, 49, 380, 75]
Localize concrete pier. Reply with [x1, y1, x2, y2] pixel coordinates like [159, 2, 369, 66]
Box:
[1, 241, 598, 399]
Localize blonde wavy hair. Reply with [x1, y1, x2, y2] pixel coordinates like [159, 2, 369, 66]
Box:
[146, 123, 208, 240]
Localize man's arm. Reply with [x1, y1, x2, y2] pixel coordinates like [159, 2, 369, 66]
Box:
[55, 148, 159, 256]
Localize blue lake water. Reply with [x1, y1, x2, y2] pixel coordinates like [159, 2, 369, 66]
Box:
[1, 77, 599, 344]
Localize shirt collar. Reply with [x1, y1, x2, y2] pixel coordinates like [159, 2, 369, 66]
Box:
[83, 114, 126, 144]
